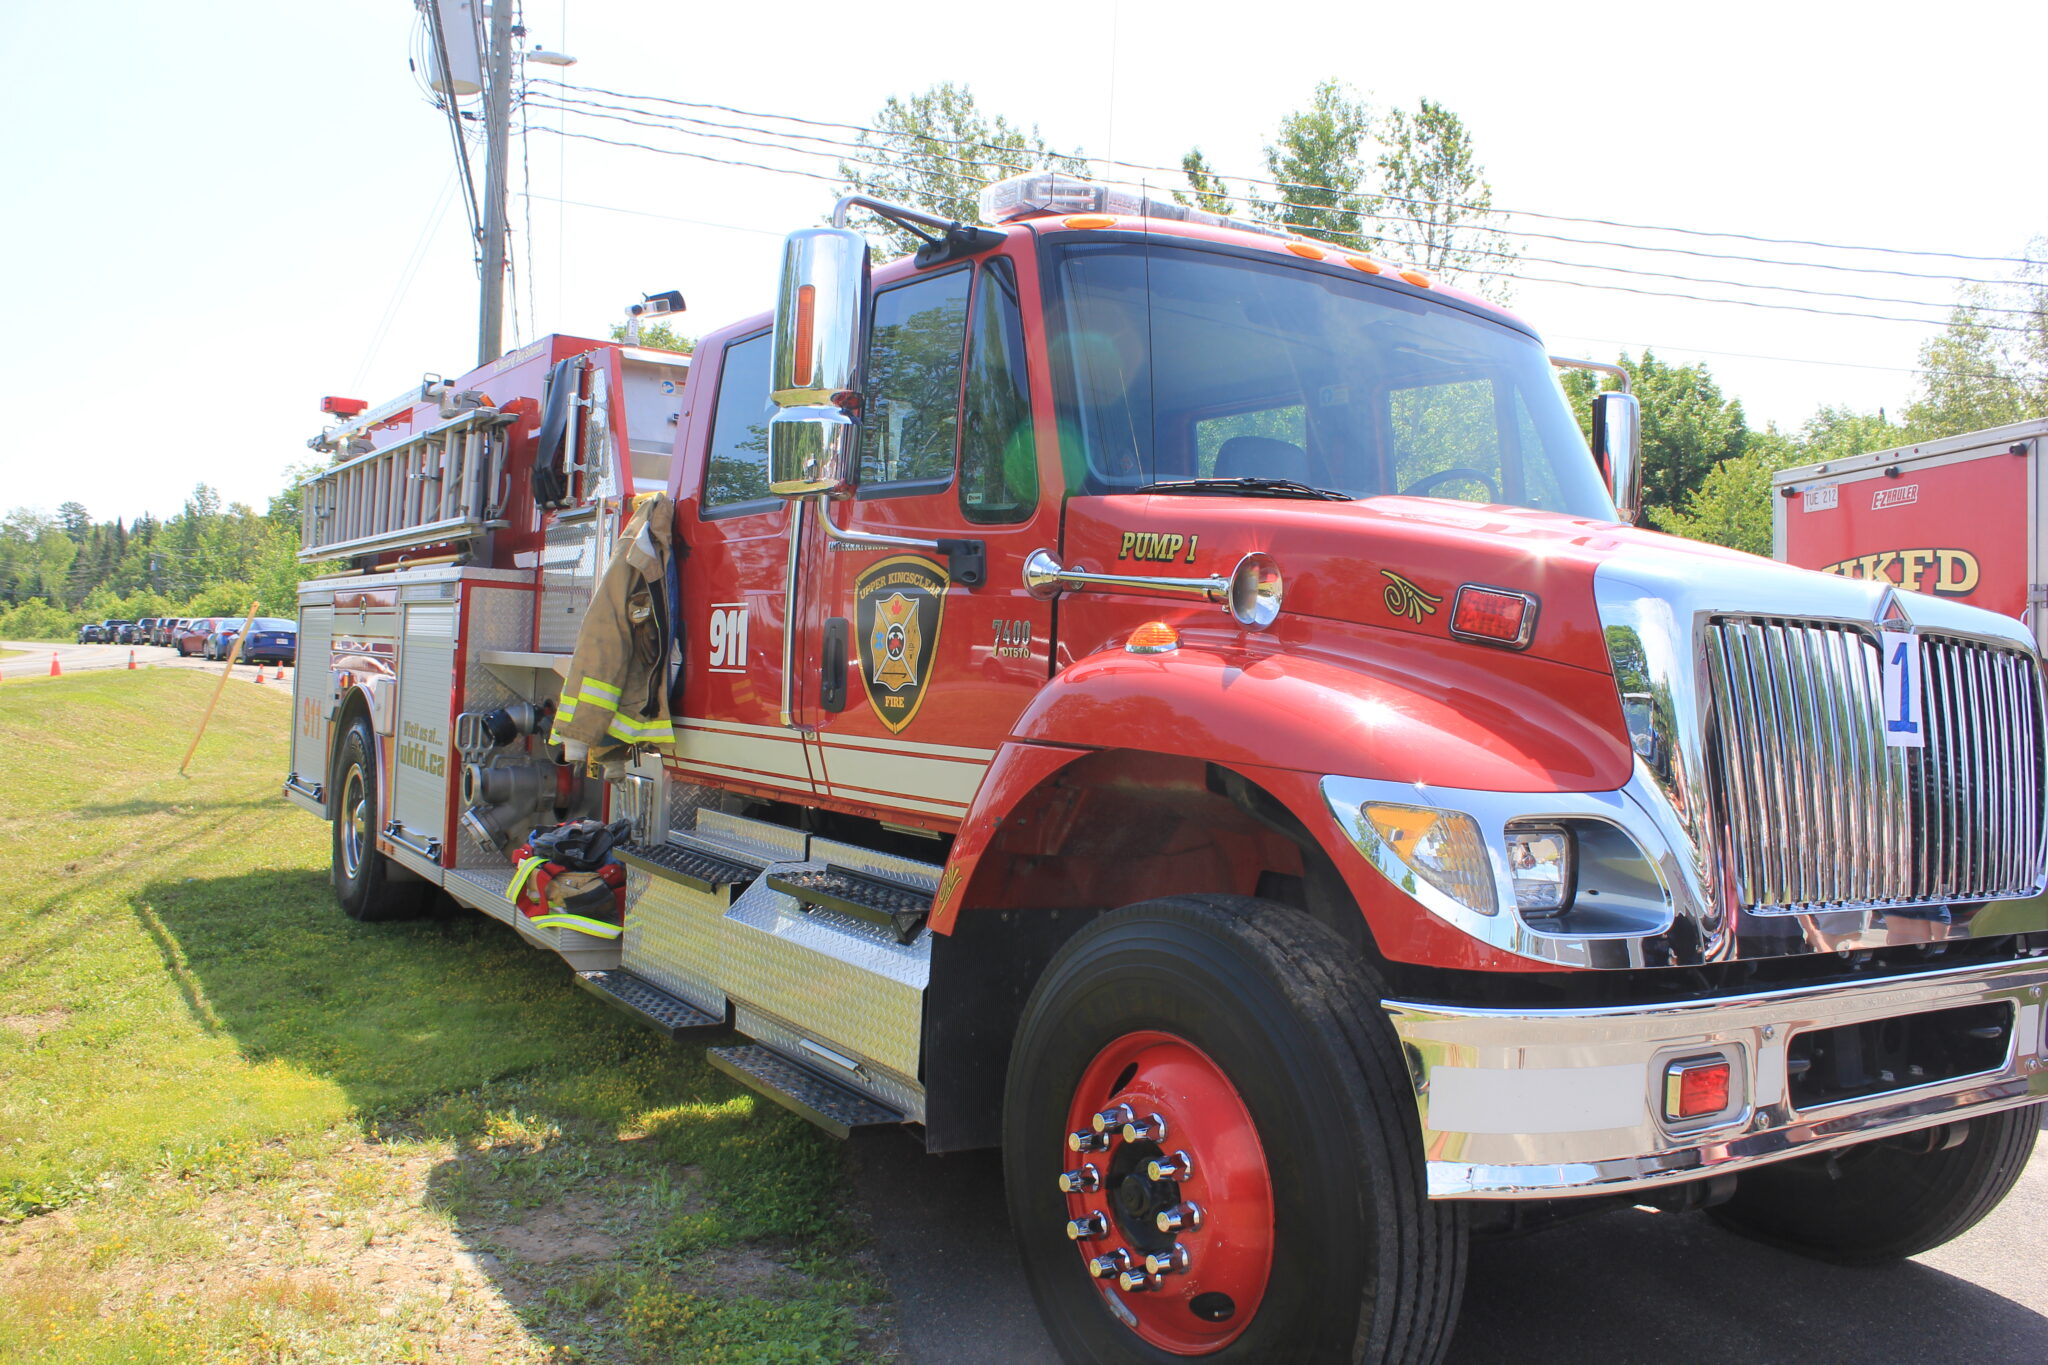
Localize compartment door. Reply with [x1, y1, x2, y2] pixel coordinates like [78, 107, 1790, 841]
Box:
[290, 605, 334, 800]
[391, 602, 457, 852]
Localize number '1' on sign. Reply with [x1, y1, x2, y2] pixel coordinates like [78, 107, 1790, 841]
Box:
[1880, 630, 1923, 748]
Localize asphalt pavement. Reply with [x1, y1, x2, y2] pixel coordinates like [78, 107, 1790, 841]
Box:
[852, 1107, 2048, 1365]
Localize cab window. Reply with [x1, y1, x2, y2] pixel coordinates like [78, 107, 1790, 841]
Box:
[860, 269, 971, 490]
[702, 331, 773, 511]
[959, 259, 1036, 523]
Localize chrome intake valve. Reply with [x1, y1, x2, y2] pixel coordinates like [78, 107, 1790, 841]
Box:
[1156, 1201, 1203, 1234]
[1092, 1104, 1136, 1134]
[1065, 1212, 1108, 1241]
[1058, 1164, 1102, 1194]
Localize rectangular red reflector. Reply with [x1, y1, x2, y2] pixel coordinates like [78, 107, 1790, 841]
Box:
[1666, 1058, 1731, 1119]
[322, 395, 368, 417]
[1451, 586, 1530, 644]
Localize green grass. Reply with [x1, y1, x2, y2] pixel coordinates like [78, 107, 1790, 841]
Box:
[0, 670, 893, 1363]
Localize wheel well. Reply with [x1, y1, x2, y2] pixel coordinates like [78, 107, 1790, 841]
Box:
[921, 750, 1378, 1152]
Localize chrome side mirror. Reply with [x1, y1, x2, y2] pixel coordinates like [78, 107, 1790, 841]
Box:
[1592, 391, 1643, 524]
[768, 227, 869, 497]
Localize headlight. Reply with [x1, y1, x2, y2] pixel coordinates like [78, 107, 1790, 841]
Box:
[1504, 825, 1574, 915]
[1358, 803, 1496, 915]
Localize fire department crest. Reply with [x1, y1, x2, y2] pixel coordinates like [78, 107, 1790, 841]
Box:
[854, 554, 949, 733]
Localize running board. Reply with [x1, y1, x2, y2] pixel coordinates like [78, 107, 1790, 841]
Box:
[707, 1043, 906, 1139]
[575, 968, 725, 1038]
[617, 841, 757, 893]
[766, 866, 933, 943]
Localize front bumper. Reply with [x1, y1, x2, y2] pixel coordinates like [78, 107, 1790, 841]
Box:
[1390, 954, 2048, 1199]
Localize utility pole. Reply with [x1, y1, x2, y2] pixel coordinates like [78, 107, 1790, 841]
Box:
[476, 0, 515, 365]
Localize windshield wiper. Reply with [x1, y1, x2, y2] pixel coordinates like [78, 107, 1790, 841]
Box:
[1132, 476, 1353, 502]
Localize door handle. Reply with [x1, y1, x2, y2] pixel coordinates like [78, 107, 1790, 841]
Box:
[820, 617, 850, 712]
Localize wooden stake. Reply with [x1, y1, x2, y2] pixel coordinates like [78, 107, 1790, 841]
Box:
[179, 601, 260, 775]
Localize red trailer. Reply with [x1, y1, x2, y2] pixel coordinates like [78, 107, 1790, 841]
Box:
[1774, 417, 2047, 647]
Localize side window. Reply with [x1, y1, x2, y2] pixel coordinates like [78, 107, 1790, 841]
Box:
[861, 270, 971, 488]
[960, 260, 1037, 523]
[702, 332, 773, 510]
[1388, 378, 1502, 503]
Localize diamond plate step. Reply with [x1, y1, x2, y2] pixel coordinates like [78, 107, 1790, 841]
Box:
[706, 1043, 904, 1140]
[766, 866, 933, 944]
[616, 841, 758, 894]
[575, 969, 725, 1038]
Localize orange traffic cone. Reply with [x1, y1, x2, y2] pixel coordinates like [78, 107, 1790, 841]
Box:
[128, 649, 137, 670]
[49, 652, 60, 677]
[273, 664, 284, 681]
[254, 665, 266, 685]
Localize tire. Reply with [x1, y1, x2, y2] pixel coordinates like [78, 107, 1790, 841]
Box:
[1709, 1102, 2042, 1264]
[1003, 895, 1464, 1365]
[329, 715, 435, 922]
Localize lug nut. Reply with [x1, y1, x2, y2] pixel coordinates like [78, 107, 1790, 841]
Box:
[1145, 1150, 1193, 1182]
[1156, 1201, 1204, 1234]
[1117, 1268, 1156, 1292]
[1086, 1249, 1131, 1279]
[1058, 1164, 1101, 1194]
[1068, 1129, 1110, 1153]
[1144, 1246, 1190, 1276]
[1121, 1112, 1167, 1143]
[1065, 1212, 1108, 1241]
[1092, 1104, 1136, 1135]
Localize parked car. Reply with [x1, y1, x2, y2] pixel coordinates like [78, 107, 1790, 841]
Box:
[132, 618, 159, 645]
[113, 621, 143, 644]
[102, 619, 135, 643]
[234, 618, 298, 666]
[172, 619, 220, 657]
[76, 621, 105, 643]
[154, 619, 185, 647]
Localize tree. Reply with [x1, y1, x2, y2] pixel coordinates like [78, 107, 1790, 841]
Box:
[608, 321, 694, 354]
[837, 83, 1087, 258]
[1562, 351, 1749, 520]
[1904, 286, 2044, 439]
[1260, 79, 1375, 250]
[1376, 98, 1516, 298]
[1172, 149, 1237, 218]
[57, 501, 90, 541]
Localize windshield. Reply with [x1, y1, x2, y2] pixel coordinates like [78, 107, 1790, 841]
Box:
[1045, 239, 1613, 518]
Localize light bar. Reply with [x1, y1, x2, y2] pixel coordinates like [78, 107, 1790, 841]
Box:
[979, 170, 1292, 241]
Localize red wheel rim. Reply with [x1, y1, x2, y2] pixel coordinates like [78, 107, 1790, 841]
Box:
[1059, 1030, 1273, 1354]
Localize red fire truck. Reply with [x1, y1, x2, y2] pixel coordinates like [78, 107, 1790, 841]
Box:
[288, 173, 2048, 1365]
[1774, 416, 2048, 649]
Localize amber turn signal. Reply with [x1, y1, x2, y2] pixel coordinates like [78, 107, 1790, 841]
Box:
[1126, 621, 1180, 655]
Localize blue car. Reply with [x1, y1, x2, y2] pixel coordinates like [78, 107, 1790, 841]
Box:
[208, 618, 298, 664]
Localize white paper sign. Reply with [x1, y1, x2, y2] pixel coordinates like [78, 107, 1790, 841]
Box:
[1880, 630, 1924, 748]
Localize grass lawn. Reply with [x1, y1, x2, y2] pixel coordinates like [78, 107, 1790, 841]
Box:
[0, 670, 894, 1363]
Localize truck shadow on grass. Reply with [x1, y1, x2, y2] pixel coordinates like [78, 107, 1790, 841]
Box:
[133, 868, 896, 1363]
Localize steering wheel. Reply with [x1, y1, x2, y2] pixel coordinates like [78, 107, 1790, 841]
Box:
[1401, 465, 1501, 502]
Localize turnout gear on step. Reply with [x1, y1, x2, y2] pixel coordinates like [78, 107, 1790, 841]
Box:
[506, 819, 633, 939]
[552, 492, 679, 759]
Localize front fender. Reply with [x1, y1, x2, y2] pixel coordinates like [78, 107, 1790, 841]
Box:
[1011, 625, 1632, 793]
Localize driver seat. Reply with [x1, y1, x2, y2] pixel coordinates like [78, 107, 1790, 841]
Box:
[1213, 435, 1309, 484]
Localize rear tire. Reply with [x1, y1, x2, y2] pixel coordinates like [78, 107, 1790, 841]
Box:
[1709, 1102, 2041, 1264]
[329, 715, 435, 922]
[1003, 895, 1464, 1364]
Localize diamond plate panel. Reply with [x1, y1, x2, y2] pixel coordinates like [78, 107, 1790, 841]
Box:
[667, 780, 742, 837]
[693, 810, 810, 863]
[624, 874, 732, 1014]
[808, 838, 942, 891]
[718, 861, 929, 1080]
[731, 1009, 924, 1122]
[711, 1039, 911, 1130]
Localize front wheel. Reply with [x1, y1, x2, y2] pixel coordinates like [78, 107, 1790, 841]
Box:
[1710, 1102, 2041, 1264]
[1004, 896, 1464, 1364]
[329, 715, 435, 922]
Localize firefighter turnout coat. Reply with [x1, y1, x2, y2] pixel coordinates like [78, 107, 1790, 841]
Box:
[551, 492, 678, 758]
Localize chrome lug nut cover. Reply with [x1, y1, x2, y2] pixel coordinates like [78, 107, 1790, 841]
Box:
[1117, 1267, 1156, 1293]
[1067, 1129, 1109, 1153]
[1058, 1164, 1102, 1194]
[1086, 1249, 1131, 1279]
[1156, 1201, 1204, 1234]
[1144, 1246, 1190, 1276]
[1092, 1103, 1136, 1135]
[1145, 1150, 1193, 1182]
[1121, 1112, 1167, 1143]
[1065, 1212, 1108, 1241]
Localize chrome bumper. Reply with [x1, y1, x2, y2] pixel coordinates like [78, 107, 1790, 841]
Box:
[1389, 954, 2048, 1199]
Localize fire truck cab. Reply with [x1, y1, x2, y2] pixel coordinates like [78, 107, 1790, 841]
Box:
[289, 173, 2048, 1365]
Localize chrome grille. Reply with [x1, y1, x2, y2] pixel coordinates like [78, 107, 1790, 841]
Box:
[1702, 619, 2046, 912]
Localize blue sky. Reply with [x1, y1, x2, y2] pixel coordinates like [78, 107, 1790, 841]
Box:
[3, 0, 2041, 523]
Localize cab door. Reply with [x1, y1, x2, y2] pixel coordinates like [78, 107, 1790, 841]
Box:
[800, 252, 1054, 827]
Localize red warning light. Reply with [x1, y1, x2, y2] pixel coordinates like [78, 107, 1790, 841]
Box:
[322, 396, 369, 417]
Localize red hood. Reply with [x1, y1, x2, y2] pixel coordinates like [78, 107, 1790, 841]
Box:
[1062, 494, 1763, 675]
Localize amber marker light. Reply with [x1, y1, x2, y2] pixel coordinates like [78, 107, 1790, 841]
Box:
[1126, 621, 1180, 655]
[1286, 242, 1326, 260]
[792, 284, 816, 389]
[1344, 256, 1383, 274]
[1399, 269, 1433, 288]
[1449, 585, 1538, 649]
[1064, 214, 1117, 230]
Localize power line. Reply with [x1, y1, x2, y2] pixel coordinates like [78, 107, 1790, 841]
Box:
[524, 97, 2037, 321]
[524, 115, 2039, 336]
[516, 191, 786, 237]
[530, 77, 2044, 271]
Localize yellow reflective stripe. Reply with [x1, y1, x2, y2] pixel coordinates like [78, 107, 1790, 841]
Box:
[506, 856, 548, 904]
[530, 912, 622, 939]
[578, 677, 623, 701]
[606, 715, 674, 744]
[555, 696, 579, 722]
